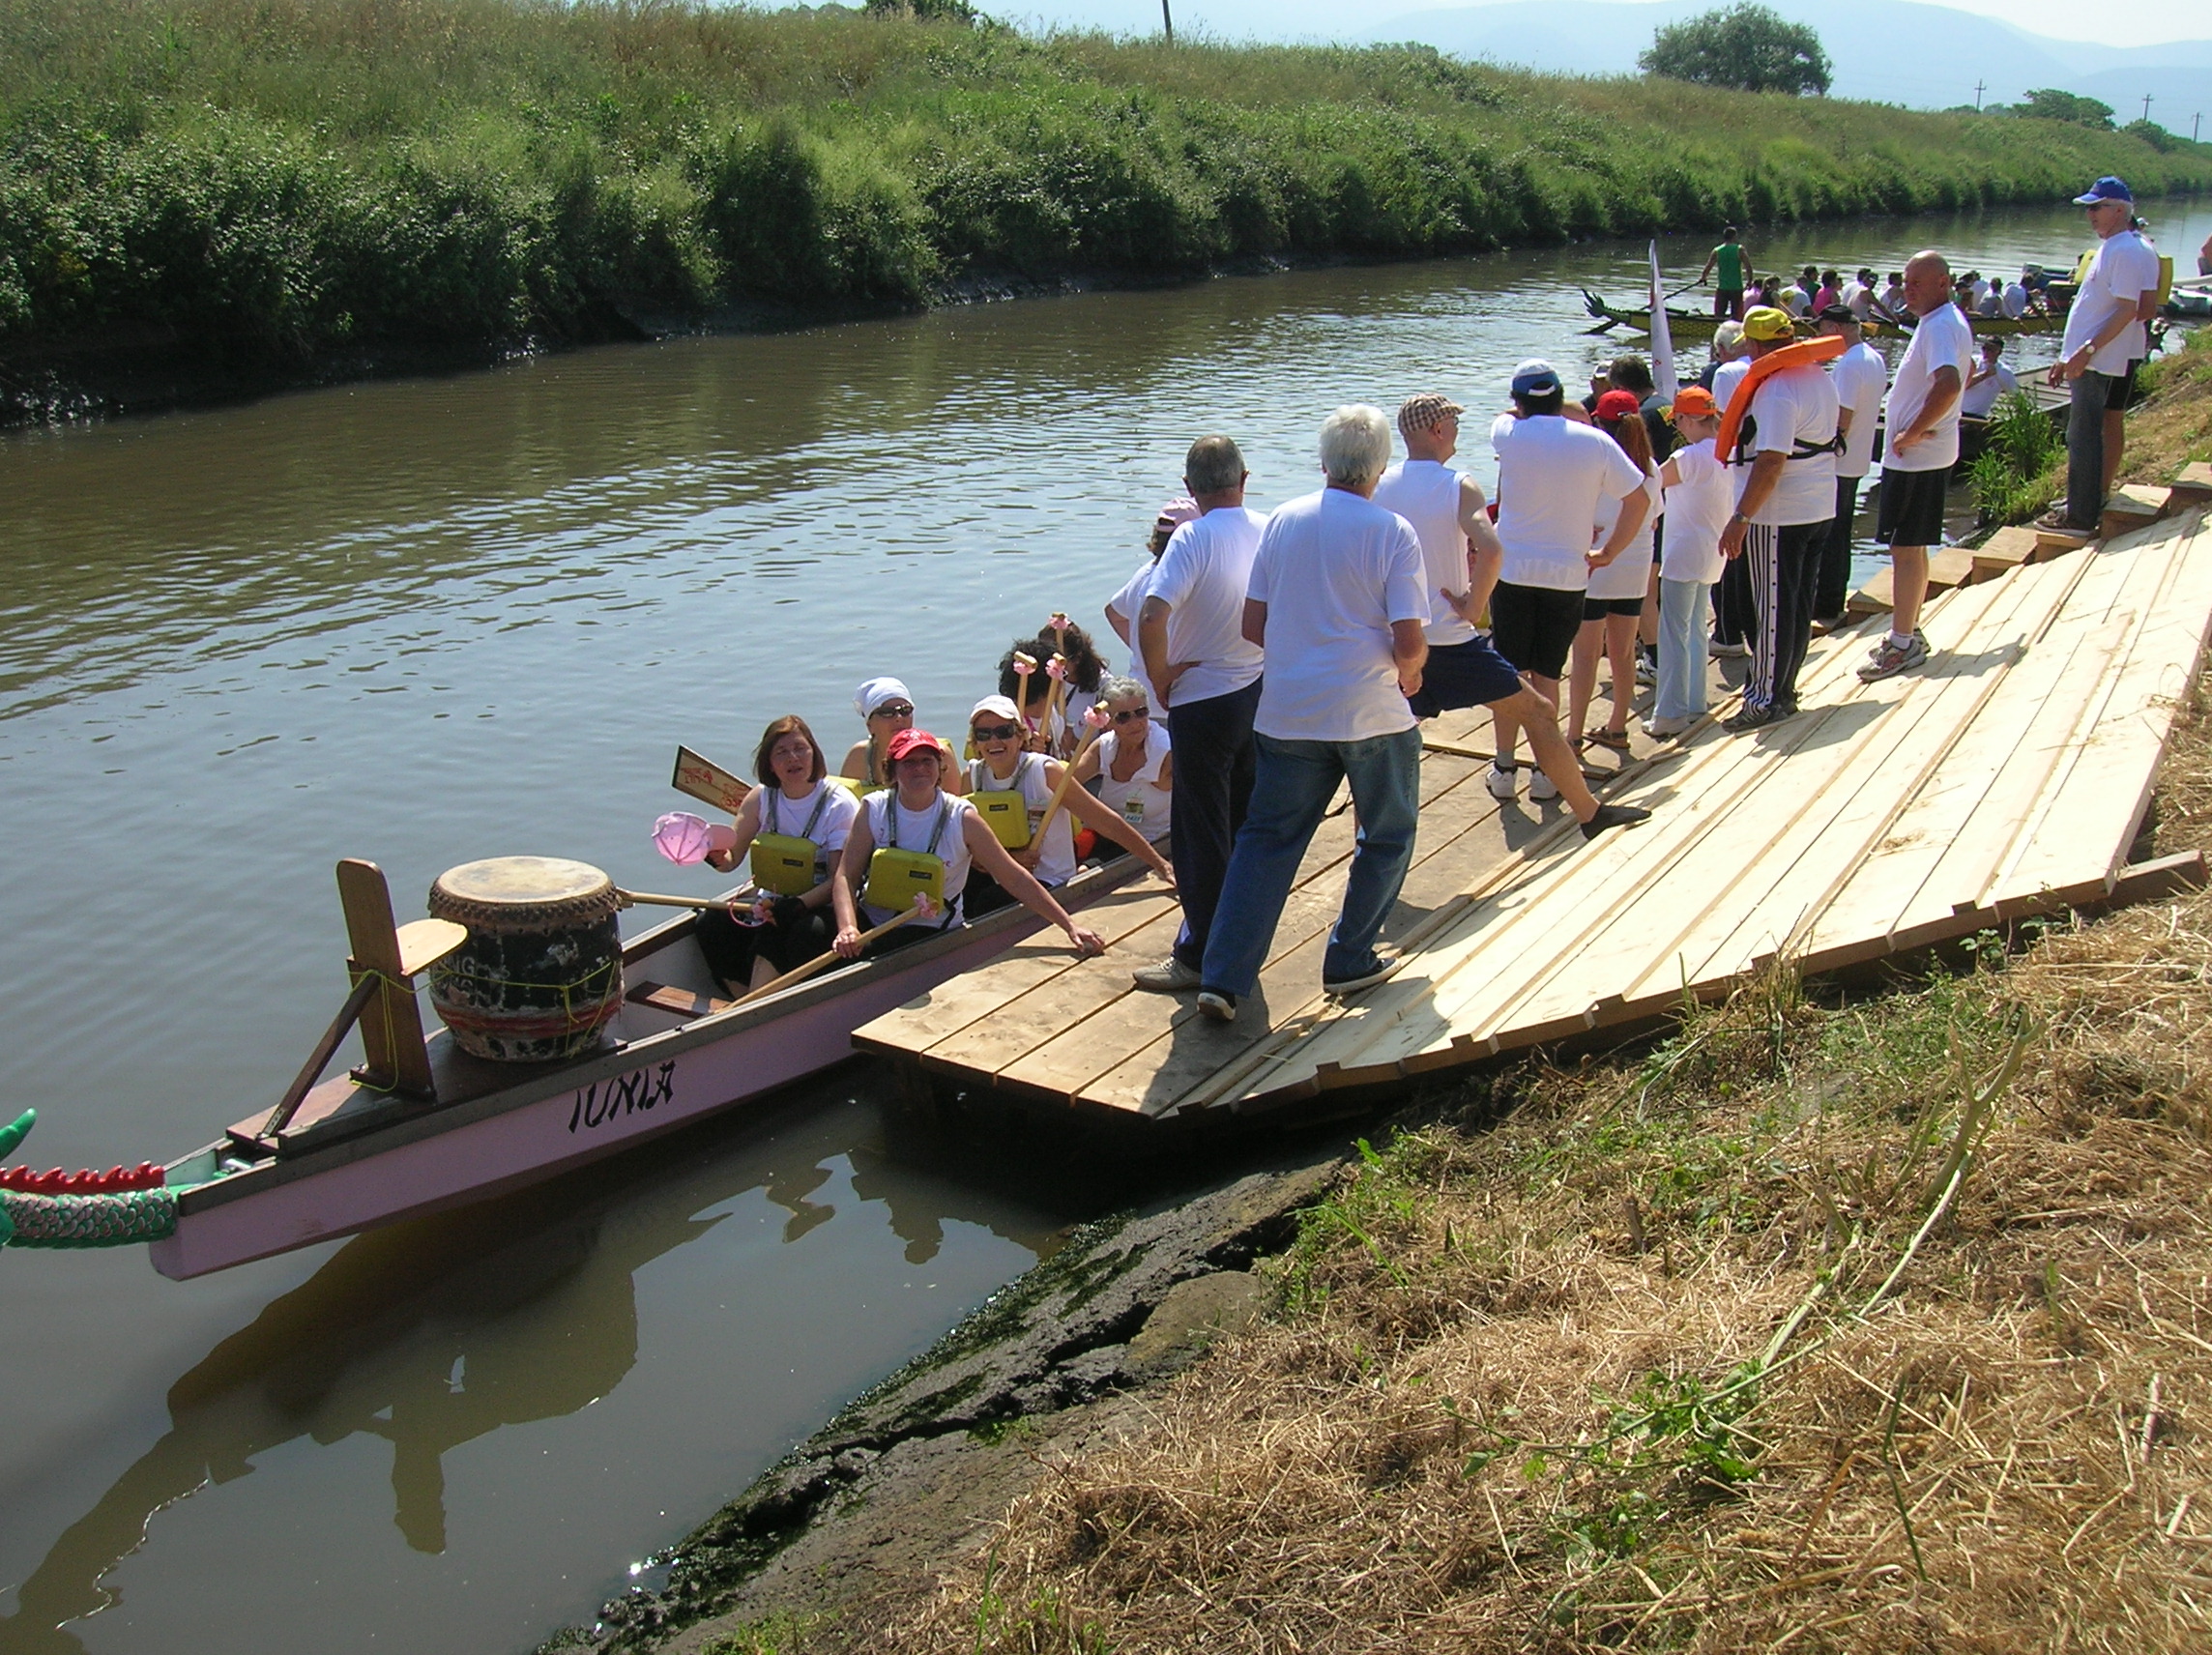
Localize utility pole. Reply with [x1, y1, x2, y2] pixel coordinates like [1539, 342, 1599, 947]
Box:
[2141, 92, 2153, 123]
[2195, 111, 2201, 141]
[1162, 0, 1173, 44]
[1973, 78, 1985, 111]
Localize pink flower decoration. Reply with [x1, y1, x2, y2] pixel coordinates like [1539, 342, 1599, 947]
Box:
[1012, 652, 1036, 677]
[653, 811, 713, 864]
[1049, 612, 1070, 630]
[1082, 704, 1112, 730]
[1045, 655, 1068, 682]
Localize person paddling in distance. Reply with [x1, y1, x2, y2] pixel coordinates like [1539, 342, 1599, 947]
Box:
[695, 716, 859, 993]
[841, 678, 964, 795]
[959, 693, 1174, 915]
[830, 728, 1105, 960]
[1068, 677, 1175, 852]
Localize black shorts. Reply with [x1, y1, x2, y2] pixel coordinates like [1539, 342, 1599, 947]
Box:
[1877, 464, 1950, 550]
[1406, 634, 1527, 717]
[2106, 362, 2142, 412]
[1582, 595, 1644, 621]
[1488, 582, 1586, 681]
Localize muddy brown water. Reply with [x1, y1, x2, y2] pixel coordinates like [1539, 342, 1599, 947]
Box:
[3, 198, 2205, 1655]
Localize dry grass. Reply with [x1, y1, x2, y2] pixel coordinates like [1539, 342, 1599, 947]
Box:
[863, 680, 2212, 1653]
[2124, 327, 2212, 489]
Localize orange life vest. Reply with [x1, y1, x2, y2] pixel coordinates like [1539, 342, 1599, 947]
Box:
[1715, 334, 1847, 466]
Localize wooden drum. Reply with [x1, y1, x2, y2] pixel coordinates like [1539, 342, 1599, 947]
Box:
[425, 857, 625, 1062]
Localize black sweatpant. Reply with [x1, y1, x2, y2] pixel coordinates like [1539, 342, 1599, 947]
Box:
[1167, 677, 1262, 973]
[1814, 476, 1861, 621]
[1745, 517, 1831, 713]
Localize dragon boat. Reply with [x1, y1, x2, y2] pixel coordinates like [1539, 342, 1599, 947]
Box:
[1, 844, 1152, 1281]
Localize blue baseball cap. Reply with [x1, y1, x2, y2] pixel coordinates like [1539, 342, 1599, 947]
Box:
[1510, 358, 1562, 397]
[2072, 176, 2133, 206]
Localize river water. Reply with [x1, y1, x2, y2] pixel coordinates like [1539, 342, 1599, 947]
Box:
[3, 196, 2205, 1655]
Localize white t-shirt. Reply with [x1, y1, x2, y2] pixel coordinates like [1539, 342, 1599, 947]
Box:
[1107, 558, 1158, 706]
[1587, 467, 1661, 600]
[860, 791, 978, 927]
[968, 751, 1076, 887]
[1885, 302, 1975, 473]
[1371, 459, 1474, 645]
[1880, 282, 1906, 315]
[2062, 229, 2160, 376]
[1832, 341, 1889, 480]
[1960, 360, 2019, 420]
[1780, 284, 1810, 316]
[1661, 439, 1732, 585]
[1712, 358, 1751, 413]
[1491, 414, 1646, 593]
[1091, 725, 1172, 844]
[2001, 282, 2029, 319]
[756, 780, 859, 886]
[1246, 487, 1428, 742]
[1145, 506, 1266, 707]
[1738, 363, 1840, 526]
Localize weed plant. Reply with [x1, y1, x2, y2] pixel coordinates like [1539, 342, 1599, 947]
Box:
[2, 0, 2207, 368]
[1965, 387, 2065, 523]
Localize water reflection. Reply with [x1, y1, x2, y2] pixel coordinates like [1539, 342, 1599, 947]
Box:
[2, 1094, 1084, 1655]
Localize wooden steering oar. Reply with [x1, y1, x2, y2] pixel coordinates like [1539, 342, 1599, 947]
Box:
[617, 886, 756, 912]
[730, 900, 934, 1007]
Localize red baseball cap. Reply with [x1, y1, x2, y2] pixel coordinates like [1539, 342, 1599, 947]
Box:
[885, 728, 943, 764]
[1593, 389, 1644, 424]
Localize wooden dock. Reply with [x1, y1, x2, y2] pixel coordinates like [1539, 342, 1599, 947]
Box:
[857, 501, 2212, 1126]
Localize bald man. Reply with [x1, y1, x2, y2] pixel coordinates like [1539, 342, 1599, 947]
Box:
[1862, 250, 1972, 682]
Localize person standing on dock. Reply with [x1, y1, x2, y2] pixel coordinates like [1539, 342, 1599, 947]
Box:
[1815, 304, 1888, 628]
[1131, 436, 1266, 995]
[1861, 251, 1971, 682]
[1701, 227, 1750, 321]
[2040, 177, 2163, 538]
[1716, 306, 1840, 729]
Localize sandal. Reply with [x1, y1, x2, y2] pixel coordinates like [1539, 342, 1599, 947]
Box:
[1585, 728, 1632, 752]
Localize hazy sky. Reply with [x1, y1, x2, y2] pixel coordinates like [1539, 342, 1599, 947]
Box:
[994, 0, 2202, 51]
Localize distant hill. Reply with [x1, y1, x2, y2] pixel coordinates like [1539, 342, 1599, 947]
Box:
[1360, 0, 2212, 121]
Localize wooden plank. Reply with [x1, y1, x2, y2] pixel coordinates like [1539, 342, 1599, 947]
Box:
[626, 981, 736, 1020]
[2169, 462, 2212, 511]
[1970, 526, 2040, 582]
[395, 917, 468, 979]
[2102, 486, 2164, 543]
[335, 858, 435, 1097]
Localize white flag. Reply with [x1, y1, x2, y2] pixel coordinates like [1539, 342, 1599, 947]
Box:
[1648, 240, 1679, 405]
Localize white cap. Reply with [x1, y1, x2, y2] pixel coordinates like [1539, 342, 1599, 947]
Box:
[854, 677, 913, 719]
[970, 694, 1022, 724]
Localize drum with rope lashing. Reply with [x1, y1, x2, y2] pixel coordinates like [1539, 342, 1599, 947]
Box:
[424, 857, 625, 1062]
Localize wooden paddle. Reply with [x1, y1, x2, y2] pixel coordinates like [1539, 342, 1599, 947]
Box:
[672, 745, 750, 815]
[618, 886, 756, 912]
[729, 899, 934, 1006]
[1028, 707, 1111, 851]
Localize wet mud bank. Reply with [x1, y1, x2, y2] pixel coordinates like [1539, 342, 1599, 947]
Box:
[540, 1144, 1349, 1655]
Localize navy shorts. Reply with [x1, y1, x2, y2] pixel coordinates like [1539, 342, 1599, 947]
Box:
[1582, 595, 1644, 621]
[2106, 362, 2142, 412]
[1406, 634, 1527, 718]
[1877, 464, 1950, 549]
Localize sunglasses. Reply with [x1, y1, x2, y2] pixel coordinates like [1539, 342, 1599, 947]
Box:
[869, 702, 915, 720]
[971, 722, 1023, 742]
[1111, 706, 1150, 724]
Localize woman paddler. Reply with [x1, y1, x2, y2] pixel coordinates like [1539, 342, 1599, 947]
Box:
[830, 727, 1108, 960]
[959, 693, 1174, 915]
[1066, 677, 1173, 852]
[696, 716, 859, 992]
[840, 677, 964, 795]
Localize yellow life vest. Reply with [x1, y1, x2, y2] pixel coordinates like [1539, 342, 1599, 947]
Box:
[968, 755, 1035, 850]
[749, 787, 834, 897]
[863, 796, 952, 915]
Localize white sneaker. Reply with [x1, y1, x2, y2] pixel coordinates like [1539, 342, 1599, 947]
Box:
[1643, 714, 1693, 739]
[1131, 957, 1201, 992]
[1485, 762, 1517, 799]
[1709, 639, 1750, 659]
[1528, 769, 1560, 801]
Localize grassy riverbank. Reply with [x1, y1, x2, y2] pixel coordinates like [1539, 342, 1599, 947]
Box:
[854, 690, 2212, 1651]
[3, 0, 2209, 390]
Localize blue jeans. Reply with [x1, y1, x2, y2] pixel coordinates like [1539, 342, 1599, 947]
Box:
[1655, 577, 1711, 720]
[1199, 728, 1422, 999]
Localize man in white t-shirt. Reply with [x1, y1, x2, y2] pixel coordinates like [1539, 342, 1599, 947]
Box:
[1133, 436, 1266, 993]
[1815, 305, 1888, 626]
[1374, 392, 1621, 823]
[1487, 358, 1651, 798]
[1715, 306, 1840, 730]
[1863, 251, 1973, 682]
[1960, 336, 2019, 419]
[1104, 496, 1198, 714]
[2001, 272, 2031, 319]
[1195, 405, 1651, 1024]
[1843, 268, 1877, 323]
[2040, 177, 2163, 537]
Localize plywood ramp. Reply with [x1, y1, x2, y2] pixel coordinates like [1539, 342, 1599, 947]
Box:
[857, 508, 2212, 1123]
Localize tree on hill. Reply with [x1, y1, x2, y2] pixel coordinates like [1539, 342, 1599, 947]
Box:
[1639, 4, 1831, 97]
[2012, 88, 2114, 128]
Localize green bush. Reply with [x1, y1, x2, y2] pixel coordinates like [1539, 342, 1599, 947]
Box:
[1966, 389, 2065, 524]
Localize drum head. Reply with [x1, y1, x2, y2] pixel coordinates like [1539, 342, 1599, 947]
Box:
[429, 857, 619, 931]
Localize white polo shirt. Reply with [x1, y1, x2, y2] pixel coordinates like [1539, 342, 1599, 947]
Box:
[1885, 302, 1976, 473]
[2062, 228, 2161, 377]
[1145, 506, 1266, 707]
[1491, 414, 1646, 593]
